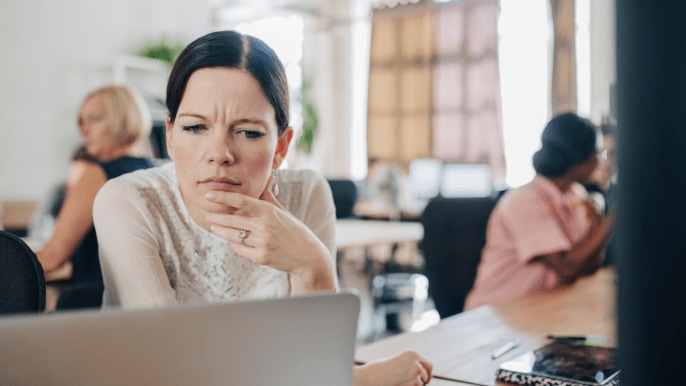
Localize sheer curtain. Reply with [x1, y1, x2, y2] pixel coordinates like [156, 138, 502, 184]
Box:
[550, 0, 577, 114]
[367, 0, 505, 184]
[432, 0, 505, 183]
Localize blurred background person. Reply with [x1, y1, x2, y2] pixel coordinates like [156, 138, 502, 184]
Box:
[357, 158, 419, 221]
[28, 144, 98, 242]
[35, 85, 154, 310]
[465, 113, 614, 310]
[585, 115, 617, 214]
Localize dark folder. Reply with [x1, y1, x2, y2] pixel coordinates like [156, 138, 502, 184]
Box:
[496, 340, 620, 386]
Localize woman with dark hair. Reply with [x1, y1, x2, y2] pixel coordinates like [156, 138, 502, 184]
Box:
[93, 31, 432, 385]
[464, 113, 614, 310]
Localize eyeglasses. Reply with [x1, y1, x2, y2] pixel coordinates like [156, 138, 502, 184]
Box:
[597, 148, 616, 162]
[599, 149, 608, 160]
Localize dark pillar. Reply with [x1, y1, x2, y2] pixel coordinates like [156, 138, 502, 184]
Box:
[616, 2, 686, 385]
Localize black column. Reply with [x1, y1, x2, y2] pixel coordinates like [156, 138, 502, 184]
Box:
[616, 2, 686, 385]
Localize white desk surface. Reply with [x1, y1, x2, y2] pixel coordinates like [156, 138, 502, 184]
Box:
[335, 219, 423, 249]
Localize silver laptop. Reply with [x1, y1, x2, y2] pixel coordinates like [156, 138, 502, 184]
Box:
[0, 292, 360, 386]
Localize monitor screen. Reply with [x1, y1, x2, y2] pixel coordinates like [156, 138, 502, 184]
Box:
[440, 163, 492, 198]
[408, 158, 443, 199]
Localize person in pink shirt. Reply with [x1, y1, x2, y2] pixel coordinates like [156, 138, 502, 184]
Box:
[464, 113, 614, 310]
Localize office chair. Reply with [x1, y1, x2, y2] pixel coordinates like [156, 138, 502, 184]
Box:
[327, 179, 359, 219]
[0, 230, 46, 314]
[419, 196, 497, 319]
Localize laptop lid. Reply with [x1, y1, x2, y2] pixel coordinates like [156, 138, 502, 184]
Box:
[0, 291, 360, 386]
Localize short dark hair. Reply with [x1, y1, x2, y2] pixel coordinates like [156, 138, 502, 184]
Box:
[166, 30, 290, 135]
[532, 113, 598, 177]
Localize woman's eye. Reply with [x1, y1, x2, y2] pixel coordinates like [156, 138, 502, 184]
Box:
[182, 124, 205, 133]
[87, 115, 104, 124]
[240, 130, 265, 139]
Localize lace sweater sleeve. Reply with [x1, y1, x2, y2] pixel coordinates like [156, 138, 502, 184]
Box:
[94, 173, 178, 309]
[300, 171, 337, 269]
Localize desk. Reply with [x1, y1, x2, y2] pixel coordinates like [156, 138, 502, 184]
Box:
[355, 268, 616, 386]
[336, 219, 424, 279]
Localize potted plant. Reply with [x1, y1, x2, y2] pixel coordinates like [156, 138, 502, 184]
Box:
[138, 37, 186, 67]
[295, 78, 319, 155]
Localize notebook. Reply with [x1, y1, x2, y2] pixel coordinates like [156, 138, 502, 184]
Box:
[496, 340, 620, 386]
[0, 291, 360, 386]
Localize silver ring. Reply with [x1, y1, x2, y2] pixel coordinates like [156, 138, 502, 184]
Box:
[238, 229, 248, 245]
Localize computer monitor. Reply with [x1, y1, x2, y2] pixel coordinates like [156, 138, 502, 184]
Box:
[440, 163, 493, 198]
[408, 158, 443, 199]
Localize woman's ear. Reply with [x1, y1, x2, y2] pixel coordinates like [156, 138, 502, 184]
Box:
[165, 116, 175, 160]
[272, 127, 294, 169]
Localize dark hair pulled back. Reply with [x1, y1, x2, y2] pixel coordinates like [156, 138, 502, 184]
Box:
[532, 113, 598, 177]
[166, 30, 289, 134]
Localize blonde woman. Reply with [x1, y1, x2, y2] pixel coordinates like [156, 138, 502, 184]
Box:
[36, 85, 154, 309]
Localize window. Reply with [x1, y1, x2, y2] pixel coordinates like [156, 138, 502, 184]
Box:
[367, 0, 506, 185]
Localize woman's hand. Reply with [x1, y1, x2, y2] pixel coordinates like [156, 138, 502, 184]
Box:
[582, 197, 614, 246]
[204, 176, 336, 293]
[354, 350, 433, 386]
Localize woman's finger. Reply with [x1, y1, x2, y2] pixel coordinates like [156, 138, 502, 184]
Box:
[205, 191, 261, 216]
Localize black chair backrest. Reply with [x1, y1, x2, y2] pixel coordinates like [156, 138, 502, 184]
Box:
[419, 196, 498, 319]
[327, 179, 359, 219]
[0, 230, 46, 314]
[149, 119, 169, 159]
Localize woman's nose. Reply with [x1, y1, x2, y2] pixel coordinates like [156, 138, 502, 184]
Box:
[208, 139, 235, 165]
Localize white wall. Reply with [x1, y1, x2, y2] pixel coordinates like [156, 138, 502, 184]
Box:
[589, 0, 616, 122]
[305, 20, 366, 180]
[0, 0, 211, 202]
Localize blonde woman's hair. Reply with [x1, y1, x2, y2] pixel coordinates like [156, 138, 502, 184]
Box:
[82, 85, 152, 147]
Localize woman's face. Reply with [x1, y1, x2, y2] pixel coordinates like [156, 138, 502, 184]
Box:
[78, 94, 117, 159]
[572, 150, 600, 184]
[590, 135, 616, 188]
[166, 67, 291, 220]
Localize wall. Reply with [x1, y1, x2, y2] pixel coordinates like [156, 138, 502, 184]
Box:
[589, 0, 615, 122]
[0, 0, 210, 202]
[302, 17, 370, 180]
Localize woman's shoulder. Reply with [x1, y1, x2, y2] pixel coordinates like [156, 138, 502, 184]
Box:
[278, 168, 325, 182]
[277, 168, 333, 215]
[66, 159, 105, 185]
[278, 168, 328, 191]
[496, 179, 548, 212]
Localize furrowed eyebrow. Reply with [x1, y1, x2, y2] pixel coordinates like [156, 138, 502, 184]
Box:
[176, 113, 207, 119]
[234, 118, 267, 126]
[175, 113, 268, 128]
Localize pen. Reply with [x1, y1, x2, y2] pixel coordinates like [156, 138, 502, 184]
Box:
[491, 338, 521, 360]
[546, 334, 608, 343]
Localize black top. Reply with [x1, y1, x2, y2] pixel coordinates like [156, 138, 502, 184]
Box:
[69, 156, 154, 286]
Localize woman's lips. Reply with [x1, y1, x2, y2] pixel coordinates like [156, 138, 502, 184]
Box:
[201, 179, 240, 191]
